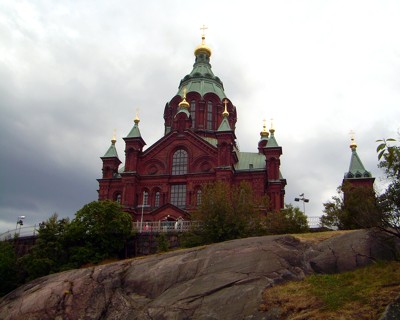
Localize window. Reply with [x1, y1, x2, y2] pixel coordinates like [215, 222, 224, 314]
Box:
[190, 100, 196, 125]
[172, 149, 188, 175]
[196, 189, 202, 206]
[171, 185, 186, 208]
[155, 191, 160, 207]
[143, 191, 149, 206]
[207, 101, 213, 129]
[116, 194, 121, 204]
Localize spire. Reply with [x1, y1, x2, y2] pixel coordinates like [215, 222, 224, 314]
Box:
[267, 118, 279, 147]
[217, 99, 232, 131]
[103, 130, 119, 158]
[345, 132, 372, 178]
[126, 112, 142, 138]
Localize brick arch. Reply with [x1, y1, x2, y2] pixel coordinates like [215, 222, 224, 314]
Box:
[192, 155, 215, 173]
[144, 159, 166, 175]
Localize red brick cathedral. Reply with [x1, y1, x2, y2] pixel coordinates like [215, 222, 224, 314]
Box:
[97, 34, 287, 222]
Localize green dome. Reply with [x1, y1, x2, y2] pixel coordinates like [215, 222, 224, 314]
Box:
[177, 43, 226, 100]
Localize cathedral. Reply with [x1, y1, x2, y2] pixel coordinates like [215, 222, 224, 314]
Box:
[97, 34, 287, 222]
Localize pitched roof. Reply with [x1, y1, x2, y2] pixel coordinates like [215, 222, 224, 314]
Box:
[345, 148, 372, 179]
[266, 132, 279, 147]
[126, 122, 142, 138]
[217, 117, 232, 131]
[103, 142, 119, 158]
[234, 152, 265, 170]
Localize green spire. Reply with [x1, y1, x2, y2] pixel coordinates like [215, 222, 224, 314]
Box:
[103, 131, 119, 158]
[345, 136, 372, 179]
[266, 119, 279, 147]
[126, 114, 142, 138]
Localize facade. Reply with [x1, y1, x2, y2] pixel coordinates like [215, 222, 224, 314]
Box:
[97, 35, 286, 222]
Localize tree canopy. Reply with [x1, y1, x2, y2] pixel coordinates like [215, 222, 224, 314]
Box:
[185, 181, 265, 245]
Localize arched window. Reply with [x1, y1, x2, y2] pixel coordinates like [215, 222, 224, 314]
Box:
[196, 189, 202, 206]
[116, 194, 121, 204]
[207, 101, 213, 129]
[172, 149, 188, 175]
[143, 190, 149, 206]
[190, 100, 196, 126]
[155, 191, 160, 207]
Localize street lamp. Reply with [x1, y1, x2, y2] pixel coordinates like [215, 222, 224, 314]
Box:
[16, 215, 26, 234]
[294, 193, 309, 214]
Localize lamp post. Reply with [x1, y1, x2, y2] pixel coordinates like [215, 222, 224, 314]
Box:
[294, 193, 309, 214]
[139, 192, 149, 233]
[16, 216, 25, 234]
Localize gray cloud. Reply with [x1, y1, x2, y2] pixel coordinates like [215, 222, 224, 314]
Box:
[1, 1, 399, 232]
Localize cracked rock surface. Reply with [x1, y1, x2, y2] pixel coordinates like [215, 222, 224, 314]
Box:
[0, 230, 397, 320]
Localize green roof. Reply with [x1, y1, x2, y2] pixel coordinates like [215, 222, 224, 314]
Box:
[266, 132, 279, 147]
[234, 152, 265, 170]
[345, 148, 372, 179]
[126, 122, 142, 138]
[103, 142, 119, 158]
[177, 50, 226, 100]
[217, 117, 232, 131]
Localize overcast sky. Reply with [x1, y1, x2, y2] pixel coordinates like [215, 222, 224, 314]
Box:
[1, 0, 399, 233]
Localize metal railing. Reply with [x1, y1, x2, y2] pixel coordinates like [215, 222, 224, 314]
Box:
[0, 217, 324, 239]
[132, 220, 201, 233]
[0, 225, 39, 241]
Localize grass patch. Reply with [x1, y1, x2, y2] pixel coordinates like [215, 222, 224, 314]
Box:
[260, 260, 400, 319]
[292, 230, 356, 244]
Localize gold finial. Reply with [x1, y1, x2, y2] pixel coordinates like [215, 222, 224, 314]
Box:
[178, 87, 189, 109]
[183, 87, 187, 99]
[134, 110, 140, 125]
[269, 118, 275, 134]
[200, 24, 208, 44]
[349, 130, 357, 149]
[111, 129, 117, 144]
[222, 99, 229, 117]
[194, 24, 212, 57]
[260, 118, 269, 138]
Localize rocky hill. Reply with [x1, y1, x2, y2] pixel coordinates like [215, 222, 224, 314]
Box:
[0, 229, 398, 320]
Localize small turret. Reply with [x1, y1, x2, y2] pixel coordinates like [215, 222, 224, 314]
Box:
[123, 113, 146, 172]
[101, 130, 121, 179]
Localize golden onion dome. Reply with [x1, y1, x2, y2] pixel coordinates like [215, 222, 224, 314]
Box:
[260, 119, 269, 138]
[350, 137, 357, 149]
[178, 87, 190, 109]
[134, 112, 140, 125]
[194, 35, 212, 57]
[349, 130, 357, 149]
[178, 97, 189, 109]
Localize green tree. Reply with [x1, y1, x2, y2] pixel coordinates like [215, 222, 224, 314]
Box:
[376, 138, 400, 238]
[265, 204, 309, 234]
[19, 214, 71, 281]
[0, 242, 18, 296]
[187, 181, 265, 245]
[68, 200, 132, 264]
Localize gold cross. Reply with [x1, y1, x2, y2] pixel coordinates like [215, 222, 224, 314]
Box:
[200, 24, 208, 37]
